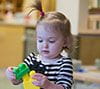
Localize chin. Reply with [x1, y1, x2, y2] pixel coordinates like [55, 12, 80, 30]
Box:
[42, 55, 52, 59]
[44, 55, 58, 59]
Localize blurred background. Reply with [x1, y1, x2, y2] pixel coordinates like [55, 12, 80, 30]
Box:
[0, 0, 100, 89]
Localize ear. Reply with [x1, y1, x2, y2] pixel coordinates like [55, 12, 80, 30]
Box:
[63, 36, 73, 49]
[63, 38, 68, 48]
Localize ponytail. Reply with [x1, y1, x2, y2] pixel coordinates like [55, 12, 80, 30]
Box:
[27, 0, 45, 17]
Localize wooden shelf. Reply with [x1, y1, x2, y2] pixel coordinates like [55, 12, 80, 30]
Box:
[79, 29, 100, 34]
[0, 0, 23, 18]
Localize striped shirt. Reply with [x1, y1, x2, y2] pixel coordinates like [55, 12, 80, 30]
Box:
[24, 52, 73, 89]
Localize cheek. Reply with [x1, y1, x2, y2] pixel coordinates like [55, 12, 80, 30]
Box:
[37, 42, 41, 51]
[50, 42, 64, 52]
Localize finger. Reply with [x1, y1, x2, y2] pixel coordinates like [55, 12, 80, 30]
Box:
[9, 75, 16, 80]
[11, 79, 22, 85]
[32, 74, 44, 81]
[8, 67, 14, 70]
[32, 73, 44, 78]
[32, 80, 41, 86]
[5, 68, 16, 80]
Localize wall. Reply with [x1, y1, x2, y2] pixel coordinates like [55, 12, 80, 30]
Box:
[56, 0, 88, 35]
[78, 0, 88, 33]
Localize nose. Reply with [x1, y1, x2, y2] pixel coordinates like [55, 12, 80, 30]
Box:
[43, 42, 48, 48]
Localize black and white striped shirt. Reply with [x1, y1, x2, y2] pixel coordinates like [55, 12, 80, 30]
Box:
[24, 52, 73, 89]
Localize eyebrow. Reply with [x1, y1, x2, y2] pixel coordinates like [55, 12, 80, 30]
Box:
[37, 36, 42, 38]
[48, 37, 56, 39]
[37, 36, 56, 39]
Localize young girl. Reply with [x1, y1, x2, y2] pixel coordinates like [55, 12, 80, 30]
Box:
[6, 0, 73, 89]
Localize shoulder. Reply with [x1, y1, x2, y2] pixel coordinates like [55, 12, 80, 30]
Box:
[58, 56, 73, 68]
[59, 56, 72, 64]
[27, 52, 37, 59]
[24, 52, 39, 61]
[24, 52, 39, 65]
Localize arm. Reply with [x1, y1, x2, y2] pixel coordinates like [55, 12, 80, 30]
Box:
[6, 52, 37, 85]
[55, 58, 73, 89]
[31, 57, 73, 89]
[6, 63, 30, 85]
[43, 58, 73, 89]
[43, 81, 64, 89]
[32, 73, 64, 89]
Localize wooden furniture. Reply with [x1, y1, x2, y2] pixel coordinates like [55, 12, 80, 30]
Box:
[0, 0, 23, 12]
[73, 66, 100, 84]
[79, 13, 100, 34]
[0, 0, 23, 19]
[78, 10, 100, 65]
[0, 23, 24, 68]
[88, 14, 100, 30]
[78, 34, 100, 65]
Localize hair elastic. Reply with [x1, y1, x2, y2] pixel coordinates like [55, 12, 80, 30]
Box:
[40, 11, 45, 16]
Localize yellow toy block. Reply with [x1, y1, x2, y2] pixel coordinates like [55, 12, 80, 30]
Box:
[23, 71, 40, 89]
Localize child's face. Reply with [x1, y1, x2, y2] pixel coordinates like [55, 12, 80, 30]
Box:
[36, 25, 65, 59]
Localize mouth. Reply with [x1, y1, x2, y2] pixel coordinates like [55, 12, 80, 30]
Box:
[42, 50, 49, 54]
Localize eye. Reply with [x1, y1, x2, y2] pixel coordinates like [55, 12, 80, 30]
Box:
[38, 39, 43, 43]
[49, 40, 55, 43]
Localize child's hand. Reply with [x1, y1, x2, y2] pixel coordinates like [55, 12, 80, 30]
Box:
[31, 73, 51, 89]
[6, 67, 15, 80]
[5, 67, 22, 85]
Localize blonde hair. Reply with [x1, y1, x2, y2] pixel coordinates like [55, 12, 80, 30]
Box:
[29, 0, 73, 53]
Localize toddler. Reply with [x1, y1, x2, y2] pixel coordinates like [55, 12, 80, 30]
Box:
[6, 0, 73, 89]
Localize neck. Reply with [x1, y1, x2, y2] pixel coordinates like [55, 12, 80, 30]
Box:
[41, 55, 62, 63]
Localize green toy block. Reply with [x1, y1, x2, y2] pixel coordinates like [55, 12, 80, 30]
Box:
[13, 63, 30, 80]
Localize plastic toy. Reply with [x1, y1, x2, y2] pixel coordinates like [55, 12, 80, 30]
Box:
[23, 70, 40, 89]
[13, 63, 40, 89]
[13, 63, 30, 80]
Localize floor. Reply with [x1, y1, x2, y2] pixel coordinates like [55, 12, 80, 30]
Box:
[0, 68, 100, 89]
[0, 68, 22, 89]
[73, 81, 100, 89]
